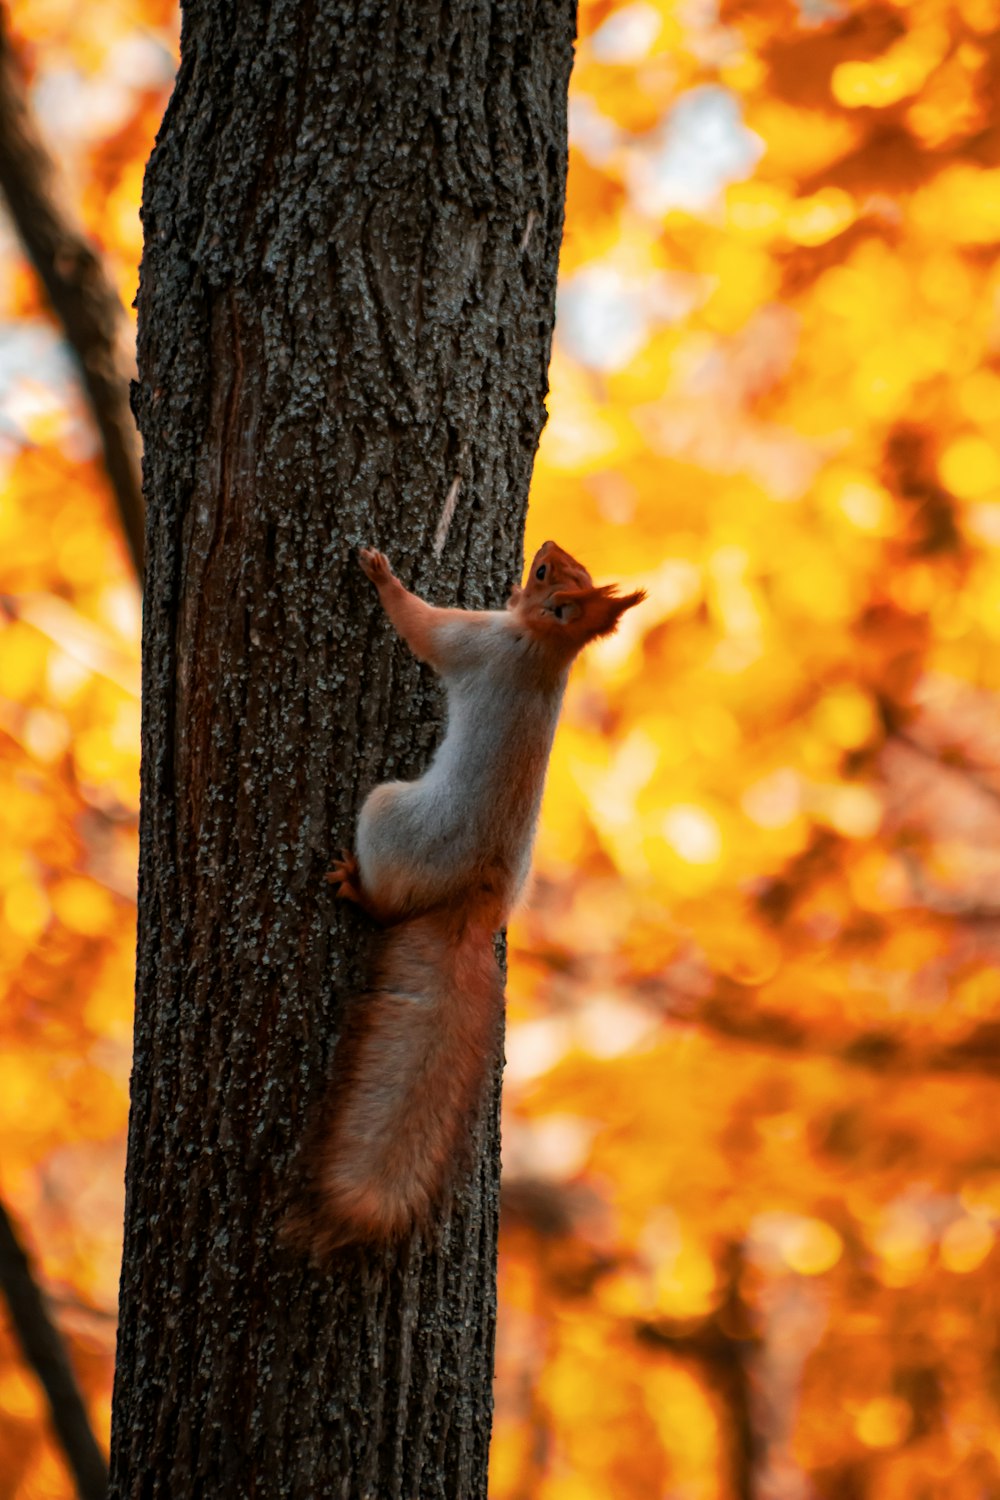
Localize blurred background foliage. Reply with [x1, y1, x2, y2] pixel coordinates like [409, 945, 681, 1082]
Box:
[1, 0, 1000, 1495]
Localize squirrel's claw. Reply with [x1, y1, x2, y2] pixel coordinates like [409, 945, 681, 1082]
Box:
[327, 849, 365, 906]
[358, 548, 393, 585]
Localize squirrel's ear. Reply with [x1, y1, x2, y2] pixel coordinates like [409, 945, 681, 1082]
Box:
[547, 593, 583, 624]
[576, 585, 646, 641]
[507, 583, 523, 610]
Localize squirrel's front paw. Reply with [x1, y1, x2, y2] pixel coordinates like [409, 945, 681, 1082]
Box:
[358, 548, 394, 586]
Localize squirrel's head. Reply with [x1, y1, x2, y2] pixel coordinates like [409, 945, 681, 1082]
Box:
[509, 540, 645, 655]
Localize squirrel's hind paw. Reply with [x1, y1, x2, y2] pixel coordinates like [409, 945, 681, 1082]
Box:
[327, 848, 363, 900]
[327, 849, 387, 922]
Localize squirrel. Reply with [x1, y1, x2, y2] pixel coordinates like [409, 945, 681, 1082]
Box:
[291, 540, 644, 1254]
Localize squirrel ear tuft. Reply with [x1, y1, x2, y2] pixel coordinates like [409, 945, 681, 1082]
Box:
[577, 585, 646, 641]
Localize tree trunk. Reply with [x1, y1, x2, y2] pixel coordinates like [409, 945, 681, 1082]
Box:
[109, 3, 575, 1497]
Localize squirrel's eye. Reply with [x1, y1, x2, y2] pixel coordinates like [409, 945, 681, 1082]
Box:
[535, 564, 547, 580]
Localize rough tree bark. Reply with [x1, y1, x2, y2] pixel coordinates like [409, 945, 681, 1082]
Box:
[109, 3, 575, 1497]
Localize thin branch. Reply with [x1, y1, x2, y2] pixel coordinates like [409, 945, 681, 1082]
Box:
[890, 728, 1000, 811]
[636, 1244, 759, 1500]
[0, 1196, 108, 1500]
[0, 12, 144, 583]
[897, 849, 1000, 924]
[46, 1292, 118, 1326]
[648, 980, 1000, 1079]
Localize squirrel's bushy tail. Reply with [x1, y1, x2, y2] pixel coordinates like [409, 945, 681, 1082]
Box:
[290, 909, 503, 1255]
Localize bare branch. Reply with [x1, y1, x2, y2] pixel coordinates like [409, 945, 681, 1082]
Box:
[0, 13, 144, 583]
[0, 1195, 108, 1500]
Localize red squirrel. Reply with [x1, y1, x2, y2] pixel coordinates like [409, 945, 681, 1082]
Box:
[295, 540, 644, 1253]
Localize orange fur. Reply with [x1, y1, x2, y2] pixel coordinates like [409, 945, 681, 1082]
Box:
[511, 541, 645, 655]
[289, 541, 643, 1255]
[287, 908, 502, 1253]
